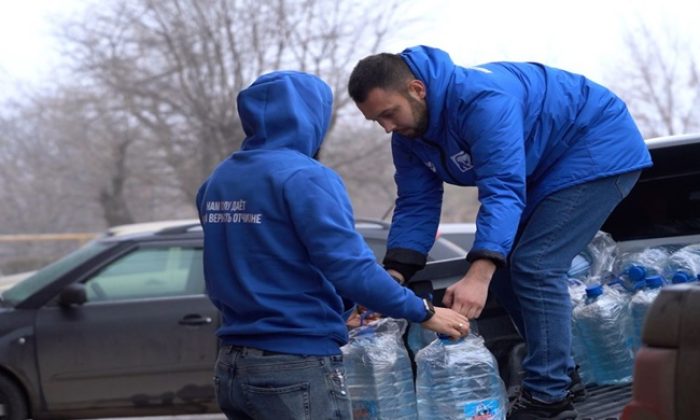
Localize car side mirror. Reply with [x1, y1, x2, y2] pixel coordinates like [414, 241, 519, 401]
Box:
[59, 283, 87, 306]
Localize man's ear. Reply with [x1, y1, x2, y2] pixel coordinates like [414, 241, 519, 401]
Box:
[407, 79, 426, 99]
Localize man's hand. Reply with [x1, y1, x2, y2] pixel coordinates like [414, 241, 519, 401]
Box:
[442, 259, 496, 319]
[422, 307, 470, 340]
[345, 306, 382, 329]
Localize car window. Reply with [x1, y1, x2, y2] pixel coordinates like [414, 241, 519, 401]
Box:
[1, 240, 110, 306]
[84, 246, 203, 302]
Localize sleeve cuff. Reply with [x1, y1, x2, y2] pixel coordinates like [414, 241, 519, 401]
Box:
[383, 248, 427, 281]
[466, 249, 507, 268]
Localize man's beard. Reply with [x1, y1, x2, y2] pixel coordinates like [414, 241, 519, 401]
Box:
[402, 93, 429, 138]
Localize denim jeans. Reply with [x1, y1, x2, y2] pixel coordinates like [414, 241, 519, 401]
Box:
[489, 171, 641, 403]
[214, 345, 352, 420]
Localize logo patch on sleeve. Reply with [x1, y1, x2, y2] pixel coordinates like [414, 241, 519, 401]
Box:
[450, 151, 474, 172]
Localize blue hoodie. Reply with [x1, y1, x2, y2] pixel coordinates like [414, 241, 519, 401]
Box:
[196, 71, 427, 356]
[386, 46, 652, 266]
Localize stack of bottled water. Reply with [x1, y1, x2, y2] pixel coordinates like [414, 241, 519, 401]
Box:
[569, 241, 700, 383]
[415, 333, 507, 420]
[341, 317, 417, 420]
[628, 275, 665, 353]
[613, 247, 670, 290]
[666, 243, 700, 284]
[572, 283, 634, 385]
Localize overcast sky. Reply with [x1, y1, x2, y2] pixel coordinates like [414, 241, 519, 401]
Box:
[0, 0, 697, 94]
[391, 0, 698, 83]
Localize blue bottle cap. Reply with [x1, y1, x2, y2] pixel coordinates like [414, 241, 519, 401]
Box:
[672, 271, 691, 284]
[645, 275, 664, 289]
[628, 265, 647, 282]
[585, 284, 603, 298]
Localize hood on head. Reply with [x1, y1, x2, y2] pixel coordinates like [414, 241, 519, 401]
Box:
[399, 45, 455, 140]
[238, 71, 333, 157]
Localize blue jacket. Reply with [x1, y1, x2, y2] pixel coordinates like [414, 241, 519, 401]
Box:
[387, 46, 652, 266]
[196, 71, 427, 356]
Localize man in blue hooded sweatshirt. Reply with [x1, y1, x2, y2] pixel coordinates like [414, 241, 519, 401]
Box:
[348, 46, 652, 419]
[196, 71, 469, 419]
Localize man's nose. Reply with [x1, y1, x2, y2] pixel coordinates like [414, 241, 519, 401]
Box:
[379, 121, 395, 134]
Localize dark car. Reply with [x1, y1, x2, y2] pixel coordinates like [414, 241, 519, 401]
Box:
[0, 218, 468, 419]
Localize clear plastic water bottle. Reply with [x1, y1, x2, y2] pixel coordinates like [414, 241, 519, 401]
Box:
[614, 247, 670, 288]
[567, 231, 618, 284]
[415, 333, 507, 420]
[587, 231, 619, 282]
[567, 277, 587, 307]
[567, 253, 592, 281]
[666, 243, 700, 284]
[568, 278, 593, 385]
[606, 277, 644, 353]
[628, 275, 665, 353]
[341, 317, 417, 419]
[407, 321, 438, 356]
[572, 283, 634, 385]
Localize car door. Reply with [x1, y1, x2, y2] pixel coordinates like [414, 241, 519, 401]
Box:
[33, 241, 220, 413]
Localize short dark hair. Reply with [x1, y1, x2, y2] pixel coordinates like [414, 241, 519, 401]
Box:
[348, 53, 415, 103]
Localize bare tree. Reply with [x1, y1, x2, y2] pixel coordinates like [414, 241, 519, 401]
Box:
[60, 0, 408, 207]
[0, 96, 110, 270]
[608, 23, 700, 137]
[323, 120, 397, 218]
[1, 91, 135, 227]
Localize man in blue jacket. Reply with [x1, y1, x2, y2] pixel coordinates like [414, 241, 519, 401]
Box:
[196, 70, 469, 420]
[348, 46, 652, 420]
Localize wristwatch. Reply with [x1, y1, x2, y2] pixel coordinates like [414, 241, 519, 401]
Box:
[421, 298, 435, 322]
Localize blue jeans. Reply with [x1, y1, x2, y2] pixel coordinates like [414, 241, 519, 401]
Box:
[214, 345, 352, 420]
[489, 171, 641, 403]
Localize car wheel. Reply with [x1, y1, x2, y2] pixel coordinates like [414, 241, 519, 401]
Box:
[0, 374, 28, 420]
